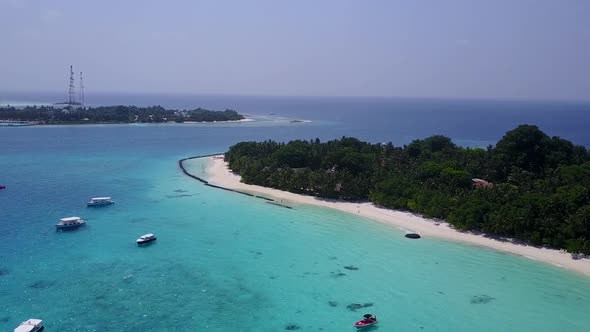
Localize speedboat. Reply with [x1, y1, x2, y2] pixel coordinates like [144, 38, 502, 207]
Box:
[137, 233, 156, 245]
[87, 197, 114, 206]
[354, 314, 378, 329]
[14, 318, 44, 332]
[55, 216, 86, 230]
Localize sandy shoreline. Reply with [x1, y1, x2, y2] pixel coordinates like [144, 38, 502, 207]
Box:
[200, 155, 590, 277]
[0, 118, 255, 127]
[183, 118, 255, 124]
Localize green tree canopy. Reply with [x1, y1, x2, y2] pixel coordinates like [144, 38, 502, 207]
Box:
[226, 125, 590, 253]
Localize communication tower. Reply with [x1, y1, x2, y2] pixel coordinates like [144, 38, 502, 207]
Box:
[79, 71, 85, 107]
[68, 65, 76, 109]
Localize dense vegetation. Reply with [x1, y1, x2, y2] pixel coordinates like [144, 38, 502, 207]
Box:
[0, 105, 244, 124]
[226, 125, 590, 254]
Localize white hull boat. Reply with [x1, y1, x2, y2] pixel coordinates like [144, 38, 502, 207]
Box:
[14, 318, 44, 332]
[55, 216, 86, 230]
[137, 233, 157, 245]
[87, 197, 114, 206]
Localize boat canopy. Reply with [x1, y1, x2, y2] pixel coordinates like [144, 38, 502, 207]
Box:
[14, 319, 43, 332]
[141, 233, 154, 238]
[14, 326, 35, 332]
[91, 197, 111, 200]
[60, 217, 81, 222]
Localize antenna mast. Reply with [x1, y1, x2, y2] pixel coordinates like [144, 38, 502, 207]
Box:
[68, 65, 76, 109]
[79, 71, 85, 107]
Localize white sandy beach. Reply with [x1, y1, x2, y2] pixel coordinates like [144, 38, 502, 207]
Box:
[202, 155, 590, 276]
[183, 118, 255, 124]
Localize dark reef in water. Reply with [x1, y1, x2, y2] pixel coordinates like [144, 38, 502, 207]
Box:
[28, 280, 56, 289]
[343, 265, 359, 271]
[248, 250, 263, 259]
[330, 271, 347, 278]
[285, 324, 301, 330]
[0, 268, 9, 276]
[328, 300, 338, 307]
[95, 287, 111, 300]
[470, 294, 495, 304]
[346, 302, 374, 311]
[0, 316, 10, 323]
[166, 194, 193, 198]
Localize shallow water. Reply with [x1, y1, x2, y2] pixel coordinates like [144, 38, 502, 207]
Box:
[1, 110, 590, 331]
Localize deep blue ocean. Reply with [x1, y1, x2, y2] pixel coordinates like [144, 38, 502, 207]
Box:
[1, 93, 590, 331]
[2, 92, 590, 147]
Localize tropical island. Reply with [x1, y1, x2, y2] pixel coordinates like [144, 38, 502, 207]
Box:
[0, 105, 245, 124]
[223, 125, 590, 255]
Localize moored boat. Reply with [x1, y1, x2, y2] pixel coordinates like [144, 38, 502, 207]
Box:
[87, 197, 114, 206]
[55, 216, 86, 230]
[0, 185, 5, 189]
[354, 314, 378, 329]
[14, 318, 44, 332]
[137, 233, 156, 245]
[405, 232, 421, 239]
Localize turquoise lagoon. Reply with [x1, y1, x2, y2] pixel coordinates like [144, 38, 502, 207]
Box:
[1, 122, 590, 332]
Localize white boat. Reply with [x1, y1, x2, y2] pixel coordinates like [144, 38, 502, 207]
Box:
[87, 197, 114, 206]
[137, 233, 157, 245]
[14, 318, 44, 332]
[55, 216, 86, 230]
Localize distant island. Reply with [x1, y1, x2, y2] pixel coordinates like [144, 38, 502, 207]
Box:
[0, 105, 245, 124]
[225, 125, 590, 254]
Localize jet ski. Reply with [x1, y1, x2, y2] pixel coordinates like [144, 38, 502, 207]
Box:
[354, 314, 378, 329]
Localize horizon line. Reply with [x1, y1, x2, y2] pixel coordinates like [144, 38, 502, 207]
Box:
[1, 89, 590, 105]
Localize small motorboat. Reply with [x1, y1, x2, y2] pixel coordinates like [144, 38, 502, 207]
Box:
[405, 232, 421, 239]
[354, 314, 378, 329]
[137, 233, 156, 245]
[14, 318, 44, 332]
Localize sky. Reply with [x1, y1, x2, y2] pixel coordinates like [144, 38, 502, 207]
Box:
[1, 0, 589, 100]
